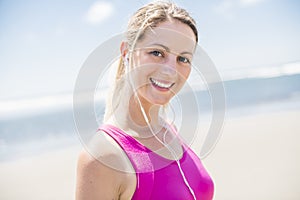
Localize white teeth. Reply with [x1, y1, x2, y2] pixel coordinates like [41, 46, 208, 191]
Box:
[150, 78, 173, 89]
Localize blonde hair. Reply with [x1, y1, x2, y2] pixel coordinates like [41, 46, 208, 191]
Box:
[103, 1, 198, 123]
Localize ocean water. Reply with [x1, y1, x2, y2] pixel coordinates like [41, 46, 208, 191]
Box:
[0, 61, 300, 161]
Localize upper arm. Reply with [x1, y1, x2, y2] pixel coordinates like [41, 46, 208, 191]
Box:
[75, 131, 136, 200]
[76, 149, 122, 200]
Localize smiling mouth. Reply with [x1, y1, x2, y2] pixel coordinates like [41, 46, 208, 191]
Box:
[150, 77, 175, 89]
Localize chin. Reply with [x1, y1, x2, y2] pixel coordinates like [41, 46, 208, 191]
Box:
[149, 94, 174, 106]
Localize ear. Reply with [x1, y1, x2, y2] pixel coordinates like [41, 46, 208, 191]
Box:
[120, 41, 128, 61]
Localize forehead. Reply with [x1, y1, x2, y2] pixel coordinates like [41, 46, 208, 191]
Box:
[135, 20, 196, 53]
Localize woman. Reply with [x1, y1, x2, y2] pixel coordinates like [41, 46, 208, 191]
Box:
[76, 1, 214, 199]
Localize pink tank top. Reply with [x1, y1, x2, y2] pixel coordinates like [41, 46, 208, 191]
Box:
[98, 124, 214, 200]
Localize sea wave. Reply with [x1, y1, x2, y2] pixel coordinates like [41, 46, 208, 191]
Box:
[219, 60, 300, 81]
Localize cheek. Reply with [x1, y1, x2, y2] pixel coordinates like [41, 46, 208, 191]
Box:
[130, 66, 153, 90]
[178, 67, 191, 81]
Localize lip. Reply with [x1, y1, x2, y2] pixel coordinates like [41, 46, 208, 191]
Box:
[150, 77, 175, 91]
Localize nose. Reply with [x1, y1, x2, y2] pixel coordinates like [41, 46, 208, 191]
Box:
[161, 54, 177, 76]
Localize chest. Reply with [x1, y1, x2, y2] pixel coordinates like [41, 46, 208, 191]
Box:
[131, 151, 214, 200]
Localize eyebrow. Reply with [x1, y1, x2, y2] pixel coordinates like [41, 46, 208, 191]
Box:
[149, 43, 193, 56]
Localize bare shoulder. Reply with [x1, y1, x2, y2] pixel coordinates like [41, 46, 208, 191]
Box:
[76, 130, 136, 200]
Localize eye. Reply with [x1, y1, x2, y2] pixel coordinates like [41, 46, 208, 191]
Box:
[150, 50, 164, 57]
[178, 56, 190, 64]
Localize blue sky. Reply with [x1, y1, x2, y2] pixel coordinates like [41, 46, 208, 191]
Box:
[0, 0, 299, 100]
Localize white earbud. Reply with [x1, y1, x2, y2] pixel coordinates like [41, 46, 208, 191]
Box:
[124, 54, 129, 71]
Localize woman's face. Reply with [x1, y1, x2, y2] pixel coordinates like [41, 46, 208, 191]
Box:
[129, 19, 196, 107]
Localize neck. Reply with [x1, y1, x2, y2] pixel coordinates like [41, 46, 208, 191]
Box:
[128, 95, 160, 127]
[107, 90, 167, 138]
[121, 95, 168, 138]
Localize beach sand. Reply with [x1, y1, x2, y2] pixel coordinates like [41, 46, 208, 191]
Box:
[0, 145, 82, 200]
[203, 110, 300, 200]
[0, 110, 299, 199]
